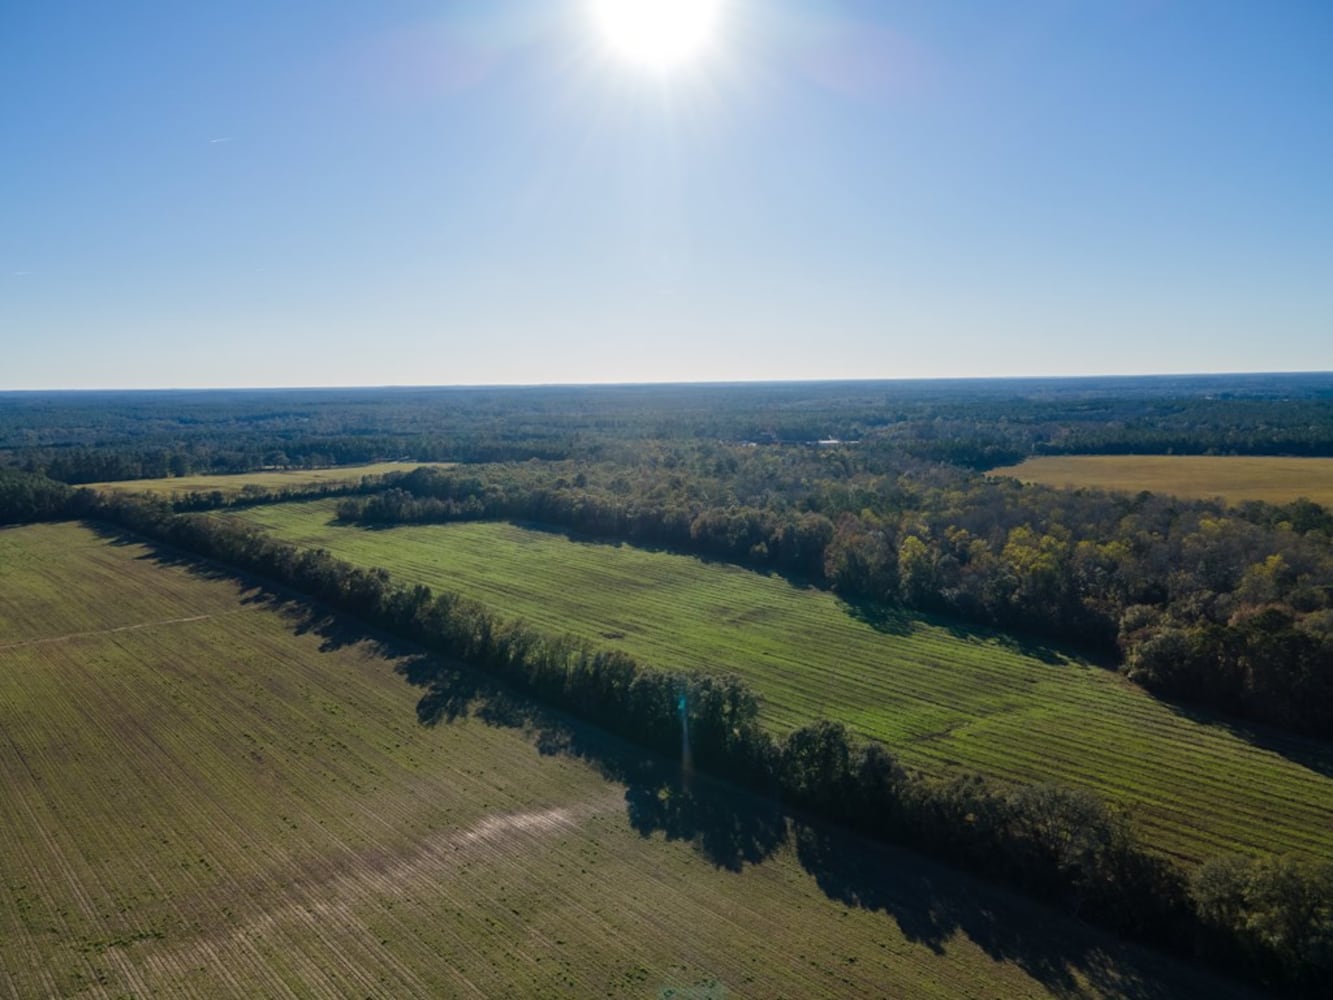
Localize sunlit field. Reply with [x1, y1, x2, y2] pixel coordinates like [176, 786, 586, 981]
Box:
[226, 501, 1333, 867]
[0, 522, 1256, 999]
[991, 455, 1333, 506]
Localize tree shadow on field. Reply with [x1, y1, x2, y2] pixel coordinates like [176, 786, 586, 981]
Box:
[932, 613, 1105, 668]
[511, 519, 823, 594]
[841, 591, 1111, 669]
[321, 624, 1257, 997]
[839, 597, 915, 637]
[91, 520, 1258, 1000]
[387, 641, 1261, 996]
[789, 822, 1239, 1000]
[397, 651, 787, 873]
[621, 769, 786, 872]
[84, 520, 408, 658]
[1162, 699, 1333, 781]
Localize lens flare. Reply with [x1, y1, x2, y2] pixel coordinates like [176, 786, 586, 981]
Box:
[589, 0, 723, 72]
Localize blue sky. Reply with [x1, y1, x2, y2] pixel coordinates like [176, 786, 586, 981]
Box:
[2, 0, 1330, 389]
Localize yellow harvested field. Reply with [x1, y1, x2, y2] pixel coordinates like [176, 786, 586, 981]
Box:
[991, 455, 1333, 506]
[89, 461, 450, 498]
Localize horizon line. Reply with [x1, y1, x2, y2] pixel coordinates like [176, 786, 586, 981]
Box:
[4, 368, 1333, 394]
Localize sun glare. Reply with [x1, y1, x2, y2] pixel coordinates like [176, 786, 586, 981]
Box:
[589, 0, 723, 73]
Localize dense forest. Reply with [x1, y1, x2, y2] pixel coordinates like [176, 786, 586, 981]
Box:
[5, 373, 1333, 481]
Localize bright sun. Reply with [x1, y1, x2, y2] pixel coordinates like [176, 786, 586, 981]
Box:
[589, 0, 723, 73]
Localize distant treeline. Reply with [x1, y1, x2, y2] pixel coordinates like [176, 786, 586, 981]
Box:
[16, 437, 567, 485]
[338, 460, 1333, 738]
[59, 487, 1327, 996]
[167, 478, 383, 512]
[0, 467, 391, 521]
[0, 468, 83, 523]
[6, 375, 1333, 484]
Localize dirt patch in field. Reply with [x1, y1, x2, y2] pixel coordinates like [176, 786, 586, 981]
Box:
[0, 612, 243, 651]
[134, 795, 618, 987]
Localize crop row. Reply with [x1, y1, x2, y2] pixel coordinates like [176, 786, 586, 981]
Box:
[229, 502, 1333, 864]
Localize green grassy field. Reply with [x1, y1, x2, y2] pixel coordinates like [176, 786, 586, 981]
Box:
[0, 522, 1253, 999]
[990, 455, 1333, 506]
[227, 501, 1333, 867]
[88, 461, 450, 499]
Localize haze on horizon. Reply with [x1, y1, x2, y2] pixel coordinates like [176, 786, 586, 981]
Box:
[2, 1, 1330, 391]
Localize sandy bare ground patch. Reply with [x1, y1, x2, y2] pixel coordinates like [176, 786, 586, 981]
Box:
[124, 796, 618, 998]
[0, 611, 249, 651]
